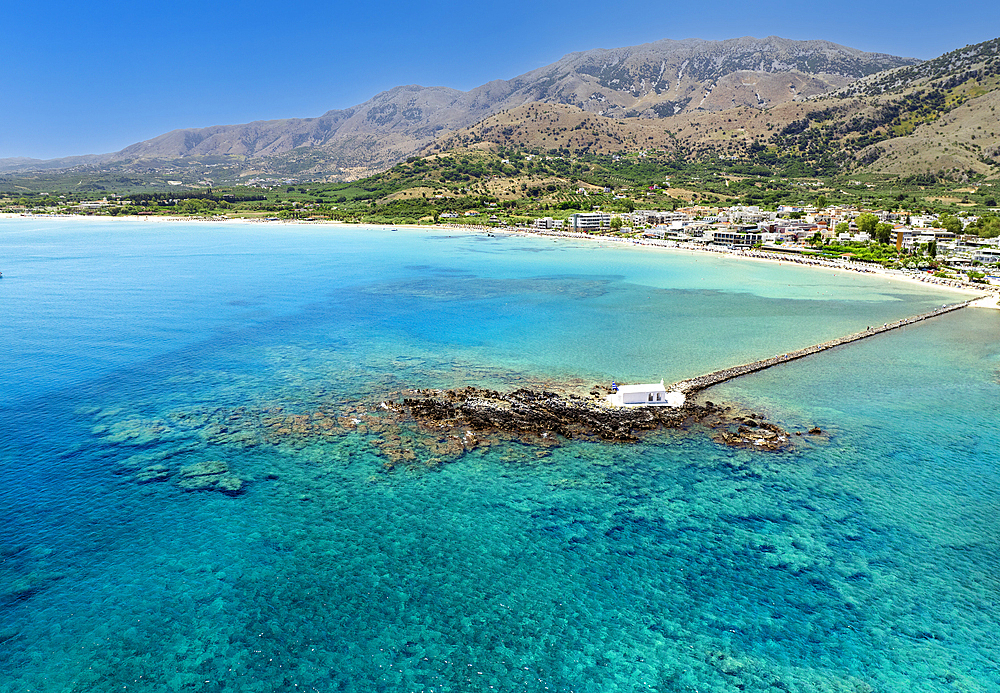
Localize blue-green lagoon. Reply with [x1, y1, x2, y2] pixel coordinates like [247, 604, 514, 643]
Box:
[1, 218, 999, 692]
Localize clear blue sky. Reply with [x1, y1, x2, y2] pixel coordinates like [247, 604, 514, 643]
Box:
[3, 0, 997, 159]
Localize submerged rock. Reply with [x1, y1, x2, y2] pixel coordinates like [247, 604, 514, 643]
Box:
[215, 474, 244, 496]
[179, 459, 229, 478]
[176, 460, 246, 496]
[136, 465, 171, 483]
[177, 475, 217, 491]
[100, 418, 173, 446]
[1, 572, 65, 605]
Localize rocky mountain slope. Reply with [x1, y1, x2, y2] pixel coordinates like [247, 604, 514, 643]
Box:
[437, 36, 1000, 180]
[0, 36, 916, 180]
[850, 38, 1000, 176]
[762, 37, 1000, 178]
[504, 35, 915, 117]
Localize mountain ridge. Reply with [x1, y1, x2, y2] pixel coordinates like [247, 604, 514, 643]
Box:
[431, 36, 1000, 180]
[0, 35, 918, 179]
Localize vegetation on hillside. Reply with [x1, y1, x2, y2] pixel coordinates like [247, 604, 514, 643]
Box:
[5, 141, 999, 232]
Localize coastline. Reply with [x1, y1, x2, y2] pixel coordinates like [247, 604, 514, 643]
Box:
[504, 227, 1000, 307]
[3, 211, 997, 308]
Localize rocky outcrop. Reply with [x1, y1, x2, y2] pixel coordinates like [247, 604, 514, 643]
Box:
[404, 386, 688, 443]
[400, 386, 792, 454]
[91, 380, 803, 483]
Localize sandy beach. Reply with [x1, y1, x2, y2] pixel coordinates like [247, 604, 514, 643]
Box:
[502, 225, 1000, 308]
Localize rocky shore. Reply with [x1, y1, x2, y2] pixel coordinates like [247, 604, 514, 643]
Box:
[396, 385, 800, 458]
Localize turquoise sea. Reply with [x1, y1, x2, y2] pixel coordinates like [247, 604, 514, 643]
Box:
[1, 217, 999, 692]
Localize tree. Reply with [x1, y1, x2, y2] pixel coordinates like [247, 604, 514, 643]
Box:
[816, 195, 828, 209]
[179, 199, 208, 215]
[928, 241, 937, 258]
[935, 213, 962, 235]
[610, 216, 623, 231]
[835, 221, 850, 235]
[875, 222, 894, 245]
[856, 213, 879, 235]
[970, 214, 1000, 238]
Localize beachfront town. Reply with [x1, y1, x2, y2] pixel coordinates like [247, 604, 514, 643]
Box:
[520, 205, 1000, 281]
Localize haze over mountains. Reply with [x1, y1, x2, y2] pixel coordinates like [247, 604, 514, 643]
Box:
[5, 34, 999, 183]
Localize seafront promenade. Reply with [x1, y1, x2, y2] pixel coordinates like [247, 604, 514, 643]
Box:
[668, 298, 979, 395]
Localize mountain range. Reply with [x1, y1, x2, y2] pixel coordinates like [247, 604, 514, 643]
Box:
[4, 35, 999, 183]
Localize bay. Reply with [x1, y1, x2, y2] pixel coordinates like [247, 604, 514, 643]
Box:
[1, 217, 998, 692]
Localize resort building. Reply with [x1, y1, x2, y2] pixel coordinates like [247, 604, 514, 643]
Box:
[719, 206, 773, 225]
[634, 210, 690, 227]
[708, 227, 763, 248]
[568, 212, 611, 231]
[973, 247, 1000, 264]
[533, 217, 563, 229]
[893, 229, 915, 251]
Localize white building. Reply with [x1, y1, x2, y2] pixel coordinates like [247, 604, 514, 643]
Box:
[607, 380, 685, 407]
[534, 217, 563, 229]
[838, 232, 871, 243]
[708, 228, 762, 248]
[568, 212, 611, 231]
[910, 215, 938, 228]
[634, 210, 690, 227]
[915, 230, 957, 248]
[972, 247, 1000, 264]
[720, 206, 773, 225]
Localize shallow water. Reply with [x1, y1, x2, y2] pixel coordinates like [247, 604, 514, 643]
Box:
[1, 218, 998, 692]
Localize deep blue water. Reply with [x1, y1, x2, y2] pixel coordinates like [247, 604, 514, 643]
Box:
[1, 218, 999, 692]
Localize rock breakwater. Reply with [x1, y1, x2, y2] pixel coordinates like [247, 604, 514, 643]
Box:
[669, 299, 976, 395]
